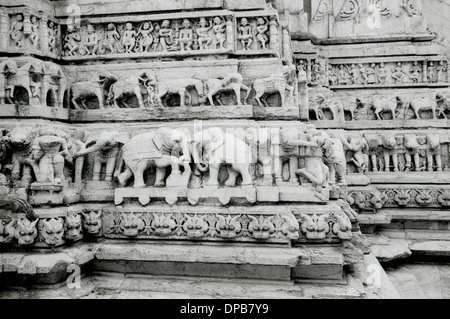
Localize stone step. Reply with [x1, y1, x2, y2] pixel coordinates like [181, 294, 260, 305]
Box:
[93, 241, 347, 282]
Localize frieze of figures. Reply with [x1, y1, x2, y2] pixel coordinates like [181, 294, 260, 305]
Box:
[1, 7, 61, 57]
[324, 131, 450, 174]
[307, 89, 450, 123]
[0, 57, 66, 107]
[0, 200, 354, 248]
[61, 11, 281, 60]
[297, 57, 449, 88]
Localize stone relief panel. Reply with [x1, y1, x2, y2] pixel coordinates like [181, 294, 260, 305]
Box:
[0, 57, 66, 107]
[309, 0, 429, 39]
[326, 130, 450, 174]
[60, 10, 283, 60]
[297, 57, 449, 90]
[1, 7, 61, 58]
[65, 59, 299, 121]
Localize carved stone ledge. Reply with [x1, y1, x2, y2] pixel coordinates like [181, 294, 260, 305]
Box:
[103, 206, 296, 243]
[378, 185, 450, 208]
[115, 187, 189, 206]
[253, 106, 299, 120]
[329, 83, 449, 90]
[366, 172, 450, 185]
[81, 181, 116, 202]
[29, 183, 82, 206]
[62, 49, 234, 62]
[0, 104, 69, 121]
[314, 119, 450, 130]
[69, 105, 255, 122]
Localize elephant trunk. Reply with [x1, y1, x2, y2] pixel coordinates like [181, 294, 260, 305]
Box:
[192, 142, 208, 172]
[74, 143, 104, 158]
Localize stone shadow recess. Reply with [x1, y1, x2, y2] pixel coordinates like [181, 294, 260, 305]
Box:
[0, 0, 449, 299]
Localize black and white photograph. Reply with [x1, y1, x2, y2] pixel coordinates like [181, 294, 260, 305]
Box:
[0, 0, 449, 304]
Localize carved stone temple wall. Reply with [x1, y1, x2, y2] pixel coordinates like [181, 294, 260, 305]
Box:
[0, 0, 449, 299]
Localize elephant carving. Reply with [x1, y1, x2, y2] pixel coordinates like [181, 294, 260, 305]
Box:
[364, 134, 382, 172]
[192, 127, 253, 187]
[403, 134, 421, 172]
[0, 59, 18, 104]
[426, 134, 442, 172]
[2, 127, 37, 184]
[381, 134, 399, 172]
[75, 132, 129, 182]
[71, 72, 117, 109]
[115, 127, 191, 188]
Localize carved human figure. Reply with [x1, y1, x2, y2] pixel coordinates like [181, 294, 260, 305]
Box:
[312, 61, 324, 83]
[212, 16, 226, 49]
[82, 24, 99, 56]
[391, 62, 406, 83]
[350, 64, 359, 84]
[105, 23, 121, 54]
[378, 62, 389, 84]
[48, 21, 57, 53]
[366, 63, 376, 84]
[10, 14, 24, 47]
[436, 61, 447, 83]
[178, 19, 193, 51]
[358, 64, 370, 85]
[64, 25, 81, 56]
[122, 22, 137, 53]
[136, 21, 154, 53]
[29, 16, 40, 49]
[25, 126, 72, 184]
[409, 61, 421, 83]
[428, 61, 436, 83]
[159, 20, 174, 51]
[337, 65, 350, 85]
[196, 18, 213, 50]
[238, 18, 253, 50]
[255, 17, 268, 50]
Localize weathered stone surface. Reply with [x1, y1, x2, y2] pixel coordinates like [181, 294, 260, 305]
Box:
[410, 241, 450, 256]
[53, 0, 224, 17]
[17, 253, 74, 275]
[369, 237, 412, 262]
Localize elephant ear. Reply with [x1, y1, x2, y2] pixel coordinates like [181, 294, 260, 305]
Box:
[115, 133, 130, 146]
[152, 134, 163, 151]
[85, 138, 97, 149]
